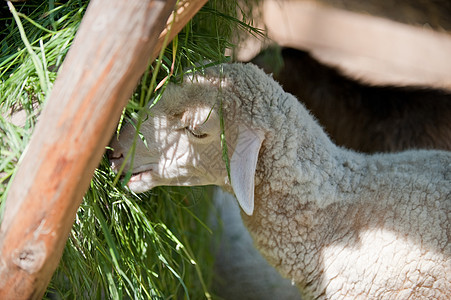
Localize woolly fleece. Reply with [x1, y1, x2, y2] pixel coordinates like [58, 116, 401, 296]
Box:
[110, 63, 451, 299]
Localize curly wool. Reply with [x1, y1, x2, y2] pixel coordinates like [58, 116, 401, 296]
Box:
[110, 63, 451, 299]
[204, 63, 451, 299]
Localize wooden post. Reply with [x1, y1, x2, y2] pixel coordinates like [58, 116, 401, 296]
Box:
[0, 0, 207, 298]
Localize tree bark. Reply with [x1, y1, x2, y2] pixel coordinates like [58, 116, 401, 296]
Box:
[0, 0, 208, 298]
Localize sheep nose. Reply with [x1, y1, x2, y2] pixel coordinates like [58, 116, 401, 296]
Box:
[108, 150, 124, 172]
[108, 147, 123, 159]
[108, 139, 125, 172]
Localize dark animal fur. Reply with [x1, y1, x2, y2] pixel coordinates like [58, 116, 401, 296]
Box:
[251, 47, 451, 153]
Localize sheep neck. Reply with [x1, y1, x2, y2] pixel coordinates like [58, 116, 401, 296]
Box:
[236, 88, 352, 295]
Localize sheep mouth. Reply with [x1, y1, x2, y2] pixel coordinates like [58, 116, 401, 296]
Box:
[129, 171, 152, 183]
[128, 164, 157, 182]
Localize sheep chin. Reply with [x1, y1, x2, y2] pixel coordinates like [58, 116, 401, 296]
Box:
[127, 171, 156, 193]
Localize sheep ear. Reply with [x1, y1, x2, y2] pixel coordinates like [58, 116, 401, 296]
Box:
[230, 126, 264, 216]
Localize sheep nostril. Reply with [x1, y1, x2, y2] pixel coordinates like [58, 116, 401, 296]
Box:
[108, 154, 124, 172]
[106, 149, 124, 171]
[106, 145, 123, 159]
[110, 152, 124, 160]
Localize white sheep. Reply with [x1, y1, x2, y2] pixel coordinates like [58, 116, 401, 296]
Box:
[214, 48, 451, 299]
[211, 187, 302, 299]
[109, 63, 451, 299]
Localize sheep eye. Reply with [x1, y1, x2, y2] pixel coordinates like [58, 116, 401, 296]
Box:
[185, 127, 208, 139]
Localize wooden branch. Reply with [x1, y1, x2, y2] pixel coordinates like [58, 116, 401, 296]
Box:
[0, 0, 211, 298]
[153, 0, 208, 60]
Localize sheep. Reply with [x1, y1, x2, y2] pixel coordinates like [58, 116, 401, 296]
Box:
[109, 63, 451, 299]
[211, 187, 303, 299]
[212, 48, 451, 300]
[251, 47, 451, 153]
[214, 48, 451, 299]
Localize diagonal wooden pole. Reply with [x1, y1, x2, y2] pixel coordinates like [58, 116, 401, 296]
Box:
[0, 0, 206, 298]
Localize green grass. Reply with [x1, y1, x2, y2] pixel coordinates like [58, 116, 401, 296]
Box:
[1, 0, 261, 299]
[51, 161, 216, 299]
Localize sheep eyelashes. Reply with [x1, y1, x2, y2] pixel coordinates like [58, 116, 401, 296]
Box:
[109, 63, 451, 299]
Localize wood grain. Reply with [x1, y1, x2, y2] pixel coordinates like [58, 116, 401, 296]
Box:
[0, 0, 211, 298]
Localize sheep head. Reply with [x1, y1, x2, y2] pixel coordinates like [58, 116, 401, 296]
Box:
[109, 67, 265, 215]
